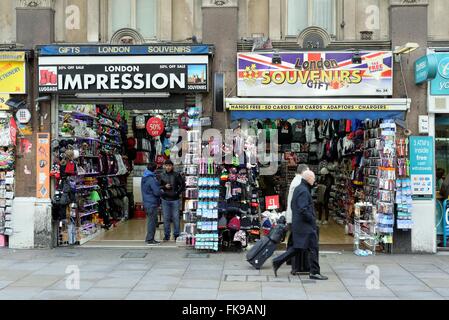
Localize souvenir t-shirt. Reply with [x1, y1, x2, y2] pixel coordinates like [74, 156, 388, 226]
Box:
[178, 112, 189, 130]
[292, 121, 306, 143]
[262, 120, 277, 140]
[278, 120, 292, 145]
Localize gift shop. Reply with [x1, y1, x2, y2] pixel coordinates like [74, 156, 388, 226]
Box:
[36, 44, 213, 247]
[0, 50, 28, 248]
[221, 51, 414, 255]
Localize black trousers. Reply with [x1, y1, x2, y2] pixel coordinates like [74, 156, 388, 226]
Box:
[273, 244, 320, 275]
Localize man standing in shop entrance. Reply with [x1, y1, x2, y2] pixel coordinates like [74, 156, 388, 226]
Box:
[273, 170, 328, 280]
[160, 159, 185, 241]
[142, 163, 162, 245]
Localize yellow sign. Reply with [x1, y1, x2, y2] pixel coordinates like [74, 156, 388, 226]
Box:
[227, 104, 399, 111]
[0, 51, 25, 61]
[0, 94, 10, 111]
[0, 61, 26, 93]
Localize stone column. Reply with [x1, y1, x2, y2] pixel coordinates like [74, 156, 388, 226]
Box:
[202, 0, 238, 133]
[390, 0, 430, 253]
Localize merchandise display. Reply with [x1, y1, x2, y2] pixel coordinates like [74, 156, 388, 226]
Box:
[0, 115, 17, 241]
[227, 118, 413, 254]
[52, 104, 130, 245]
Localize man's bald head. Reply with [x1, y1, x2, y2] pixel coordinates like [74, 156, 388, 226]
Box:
[302, 170, 316, 186]
[297, 164, 309, 175]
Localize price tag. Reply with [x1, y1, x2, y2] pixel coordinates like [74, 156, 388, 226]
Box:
[146, 117, 165, 137]
[265, 195, 280, 210]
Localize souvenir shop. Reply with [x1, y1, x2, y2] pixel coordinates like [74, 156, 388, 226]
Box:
[0, 50, 28, 248]
[224, 98, 413, 254]
[37, 44, 212, 247]
[221, 51, 415, 254]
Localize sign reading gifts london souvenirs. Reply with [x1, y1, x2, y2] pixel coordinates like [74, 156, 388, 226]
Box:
[237, 51, 393, 97]
[38, 55, 209, 94]
[0, 51, 26, 94]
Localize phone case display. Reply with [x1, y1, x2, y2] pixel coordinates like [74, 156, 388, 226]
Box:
[0, 115, 16, 240]
[53, 104, 130, 246]
[0, 171, 15, 237]
[195, 156, 219, 251]
[354, 202, 377, 255]
[396, 137, 413, 229]
[374, 120, 397, 251]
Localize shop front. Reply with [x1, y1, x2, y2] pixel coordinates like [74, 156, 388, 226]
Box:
[36, 44, 213, 248]
[416, 49, 449, 251]
[0, 50, 28, 248]
[223, 51, 414, 254]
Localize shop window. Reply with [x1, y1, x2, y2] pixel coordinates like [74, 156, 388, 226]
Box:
[110, 0, 157, 40]
[436, 115, 449, 190]
[287, 0, 336, 37]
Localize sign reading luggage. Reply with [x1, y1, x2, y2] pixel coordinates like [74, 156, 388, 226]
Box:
[237, 51, 393, 97]
[38, 55, 209, 93]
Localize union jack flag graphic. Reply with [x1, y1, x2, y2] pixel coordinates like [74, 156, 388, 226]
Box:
[237, 51, 393, 97]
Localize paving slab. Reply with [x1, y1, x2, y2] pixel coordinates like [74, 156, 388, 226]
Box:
[420, 278, 449, 288]
[394, 291, 444, 300]
[93, 276, 142, 289]
[219, 282, 261, 291]
[412, 272, 449, 279]
[79, 288, 131, 300]
[48, 279, 96, 291]
[247, 276, 269, 282]
[9, 275, 61, 288]
[0, 287, 43, 300]
[171, 288, 218, 300]
[32, 290, 84, 300]
[225, 275, 247, 282]
[217, 291, 262, 300]
[306, 292, 354, 300]
[345, 286, 396, 298]
[262, 287, 308, 300]
[177, 279, 221, 289]
[126, 291, 173, 300]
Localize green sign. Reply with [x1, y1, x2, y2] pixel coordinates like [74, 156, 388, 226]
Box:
[410, 136, 434, 200]
[415, 54, 438, 85]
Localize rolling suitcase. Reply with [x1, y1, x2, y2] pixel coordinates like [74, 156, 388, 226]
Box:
[246, 236, 277, 270]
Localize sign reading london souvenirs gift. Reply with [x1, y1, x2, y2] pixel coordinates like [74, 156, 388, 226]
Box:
[237, 51, 393, 97]
[38, 55, 208, 93]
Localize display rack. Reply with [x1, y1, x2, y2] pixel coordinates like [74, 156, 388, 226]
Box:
[56, 104, 129, 246]
[354, 202, 377, 254]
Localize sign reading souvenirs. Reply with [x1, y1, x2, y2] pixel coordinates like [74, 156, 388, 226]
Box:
[39, 45, 212, 56]
[0, 51, 26, 94]
[38, 55, 209, 93]
[237, 51, 393, 97]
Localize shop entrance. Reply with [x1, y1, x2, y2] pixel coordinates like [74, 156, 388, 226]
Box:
[229, 114, 408, 254]
[54, 101, 198, 248]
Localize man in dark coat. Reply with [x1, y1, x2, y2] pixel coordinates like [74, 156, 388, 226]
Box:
[272, 170, 328, 280]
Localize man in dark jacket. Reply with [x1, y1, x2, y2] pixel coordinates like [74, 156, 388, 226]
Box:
[141, 163, 162, 245]
[159, 159, 185, 241]
[272, 170, 328, 280]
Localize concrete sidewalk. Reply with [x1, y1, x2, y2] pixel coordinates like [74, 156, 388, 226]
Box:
[1, 247, 449, 300]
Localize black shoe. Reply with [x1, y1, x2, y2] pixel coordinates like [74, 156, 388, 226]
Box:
[272, 261, 281, 277]
[146, 240, 160, 245]
[309, 274, 328, 280]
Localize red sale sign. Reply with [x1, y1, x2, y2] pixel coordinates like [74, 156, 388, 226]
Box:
[265, 195, 280, 210]
[146, 117, 165, 137]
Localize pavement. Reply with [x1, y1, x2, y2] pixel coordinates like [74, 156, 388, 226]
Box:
[1, 247, 449, 300]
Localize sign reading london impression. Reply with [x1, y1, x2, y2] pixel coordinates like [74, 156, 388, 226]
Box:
[410, 136, 434, 200]
[38, 55, 208, 93]
[237, 51, 393, 97]
[146, 117, 165, 137]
